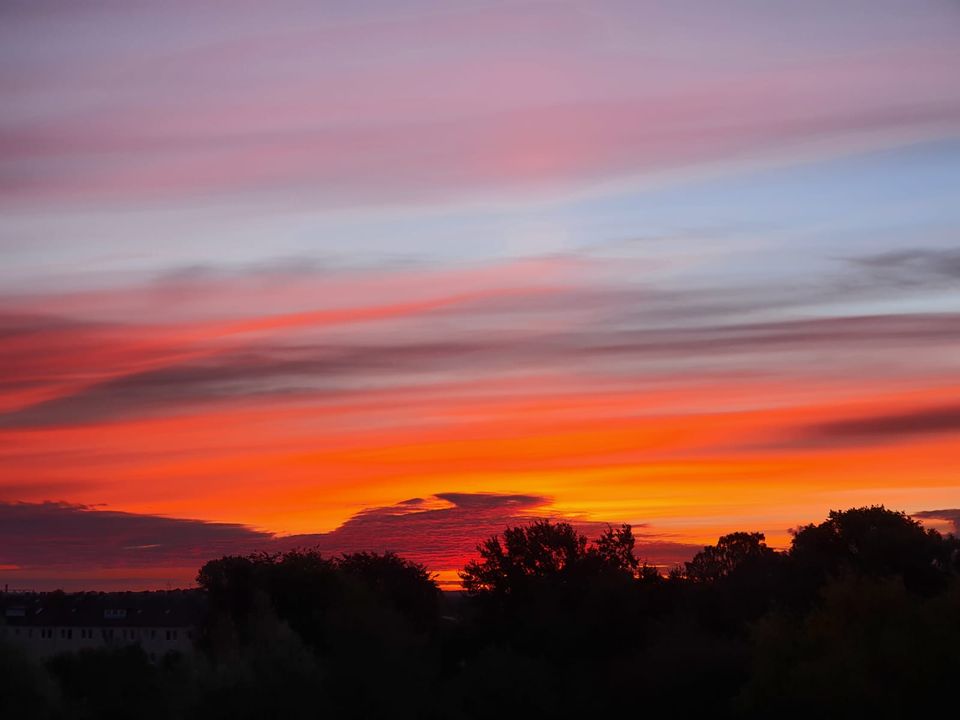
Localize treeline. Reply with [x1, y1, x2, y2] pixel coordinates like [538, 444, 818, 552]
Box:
[3, 505, 960, 719]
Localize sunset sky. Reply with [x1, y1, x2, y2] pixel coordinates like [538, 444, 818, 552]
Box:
[2, 0, 959, 590]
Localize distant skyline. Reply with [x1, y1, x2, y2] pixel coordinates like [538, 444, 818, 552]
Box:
[2, 0, 959, 589]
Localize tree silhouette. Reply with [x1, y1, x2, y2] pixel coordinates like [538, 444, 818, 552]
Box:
[460, 520, 642, 596]
[594, 523, 641, 576]
[456, 519, 653, 702]
[685, 531, 778, 583]
[460, 520, 587, 595]
[683, 531, 785, 632]
[790, 505, 958, 596]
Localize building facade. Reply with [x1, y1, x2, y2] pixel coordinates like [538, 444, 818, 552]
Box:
[0, 590, 205, 661]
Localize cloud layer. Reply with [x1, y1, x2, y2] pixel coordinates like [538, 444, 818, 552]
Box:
[1, 251, 958, 565]
[3, 2, 959, 210]
[0, 494, 698, 590]
[2, 2, 959, 589]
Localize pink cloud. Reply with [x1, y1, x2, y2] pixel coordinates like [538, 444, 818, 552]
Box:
[2, 3, 958, 209]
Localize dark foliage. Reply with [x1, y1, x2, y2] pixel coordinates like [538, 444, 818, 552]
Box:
[790, 505, 958, 598]
[739, 577, 960, 718]
[0, 636, 59, 719]
[5, 505, 959, 720]
[196, 549, 440, 718]
[45, 645, 186, 720]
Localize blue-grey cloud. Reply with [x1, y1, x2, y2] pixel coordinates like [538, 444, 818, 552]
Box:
[850, 247, 960, 287]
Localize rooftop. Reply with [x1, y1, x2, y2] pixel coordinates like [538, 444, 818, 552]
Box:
[0, 590, 206, 628]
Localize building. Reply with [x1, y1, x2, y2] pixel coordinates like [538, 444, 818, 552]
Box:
[0, 590, 205, 661]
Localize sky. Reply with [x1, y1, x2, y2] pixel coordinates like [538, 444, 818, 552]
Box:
[1, 0, 959, 590]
